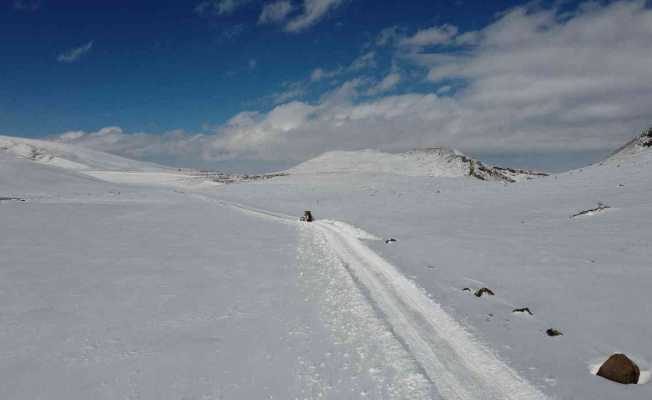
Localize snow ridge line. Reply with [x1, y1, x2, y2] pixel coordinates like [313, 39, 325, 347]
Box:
[193, 195, 547, 399]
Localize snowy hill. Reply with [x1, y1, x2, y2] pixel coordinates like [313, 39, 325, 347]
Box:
[0, 135, 223, 188]
[607, 127, 652, 161]
[0, 134, 168, 172]
[286, 148, 547, 182]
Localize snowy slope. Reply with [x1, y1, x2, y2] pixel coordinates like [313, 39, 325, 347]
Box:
[0, 135, 167, 172]
[3, 131, 652, 399]
[607, 127, 652, 161]
[0, 135, 222, 189]
[2, 154, 415, 399]
[286, 148, 547, 182]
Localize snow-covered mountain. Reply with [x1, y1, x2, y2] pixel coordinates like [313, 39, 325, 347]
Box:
[607, 127, 652, 161]
[286, 147, 547, 182]
[0, 134, 168, 172]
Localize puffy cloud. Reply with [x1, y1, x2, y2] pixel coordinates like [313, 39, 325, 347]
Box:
[310, 67, 333, 81]
[57, 41, 94, 63]
[55, 127, 214, 164]
[399, 24, 459, 48]
[270, 82, 309, 104]
[285, 0, 345, 32]
[366, 72, 401, 95]
[310, 51, 375, 81]
[211, 1, 652, 160]
[349, 51, 376, 71]
[195, 0, 249, 16]
[259, 0, 293, 24]
[376, 25, 401, 47]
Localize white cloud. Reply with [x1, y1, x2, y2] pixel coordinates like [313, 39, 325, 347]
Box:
[271, 85, 307, 104]
[309, 68, 329, 81]
[399, 24, 458, 48]
[349, 51, 376, 71]
[57, 41, 94, 63]
[56, 127, 212, 163]
[259, 0, 293, 24]
[310, 51, 375, 81]
[195, 0, 249, 16]
[376, 25, 401, 47]
[212, 1, 652, 159]
[249, 59, 257, 70]
[366, 72, 401, 95]
[54, 1, 652, 169]
[285, 0, 345, 32]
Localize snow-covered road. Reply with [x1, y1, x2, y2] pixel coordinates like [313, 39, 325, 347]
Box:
[197, 194, 548, 399]
[314, 220, 546, 400]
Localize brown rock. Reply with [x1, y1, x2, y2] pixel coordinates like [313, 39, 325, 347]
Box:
[597, 354, 640, 384]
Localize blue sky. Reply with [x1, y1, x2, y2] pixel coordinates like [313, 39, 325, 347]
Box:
[2, 0, 525, 135]
[2, 0, 652, 171]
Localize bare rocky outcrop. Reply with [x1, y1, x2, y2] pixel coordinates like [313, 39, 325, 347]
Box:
[474, 288, 495, 297]
[512, 307, 533, 315]
[597, 354, 640, 384]
[639, 126, 652, 147]
[463, 157, 548, 183]
[571, 202, 610, 218]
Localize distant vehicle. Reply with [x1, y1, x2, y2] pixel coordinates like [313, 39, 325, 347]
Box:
[300, 210, 313, 222]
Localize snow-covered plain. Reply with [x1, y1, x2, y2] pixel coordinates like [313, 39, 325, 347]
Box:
[1, 134, 651, 399]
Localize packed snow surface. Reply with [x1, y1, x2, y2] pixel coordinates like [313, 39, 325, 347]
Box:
[2, 135, 651, 399]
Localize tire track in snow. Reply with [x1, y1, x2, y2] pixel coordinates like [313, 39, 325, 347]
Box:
[194, 195, 547, 399]
[314, 220, 547, 400]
